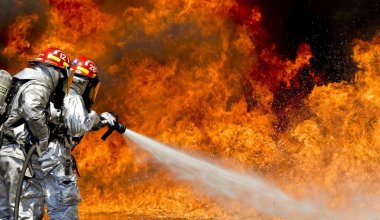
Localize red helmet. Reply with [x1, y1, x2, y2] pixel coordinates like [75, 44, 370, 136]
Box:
[71, 56, 101, 105]
[30, 47, 70, 71]
[30, 47, 73, 98]
[71, 56, 98, 79]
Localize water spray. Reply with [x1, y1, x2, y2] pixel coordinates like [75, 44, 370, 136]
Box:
[12, 116, 336, 219]
[123, 129, 337, 219]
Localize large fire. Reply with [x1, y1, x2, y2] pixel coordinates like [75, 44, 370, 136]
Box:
[1, 0, 380, 218]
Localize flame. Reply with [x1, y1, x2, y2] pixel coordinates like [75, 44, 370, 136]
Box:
[2, 14, 39, 55]
[1, 0, 380, 218]
[1, 14, 39, 72]
[284, 34, 380, 213]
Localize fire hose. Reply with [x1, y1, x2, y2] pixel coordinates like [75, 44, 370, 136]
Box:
[13, 113, 126, 220]
[14, 144, 36, 220]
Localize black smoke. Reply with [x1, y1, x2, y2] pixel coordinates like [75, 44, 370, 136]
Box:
[234, 0, 380, 130]
[0, 0, 48, 70]
[252, 0, 380, 82]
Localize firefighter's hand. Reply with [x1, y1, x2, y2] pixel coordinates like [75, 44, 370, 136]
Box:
[100, 112, 116, 127]
[47, 103, 61, 125]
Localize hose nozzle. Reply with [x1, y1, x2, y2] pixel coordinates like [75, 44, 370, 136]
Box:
[100, 112, 126, 141]
[115, 123, 126, 134]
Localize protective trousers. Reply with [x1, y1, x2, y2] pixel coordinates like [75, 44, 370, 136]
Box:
[0, 144, 45, 220]
[39, 141, 80, 220]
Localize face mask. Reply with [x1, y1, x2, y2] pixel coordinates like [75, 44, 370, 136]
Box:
[72, 76, 90, 95]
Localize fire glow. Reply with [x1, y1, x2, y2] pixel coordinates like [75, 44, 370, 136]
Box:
[1, 0, 380, 219]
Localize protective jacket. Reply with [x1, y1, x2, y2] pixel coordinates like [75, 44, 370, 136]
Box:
[40, 87, 100, 220]
[1, 66, 60, 151]
[0, 65, 59, 219]
[63, 86, 101, 138]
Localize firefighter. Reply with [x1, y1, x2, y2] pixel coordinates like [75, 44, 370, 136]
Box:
[0, 47, 73, 219]
[39, 56, 117, 219]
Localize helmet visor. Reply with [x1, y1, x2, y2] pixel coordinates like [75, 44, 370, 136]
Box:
[63, 66, 74, 95]
[89, 82, 101, 104]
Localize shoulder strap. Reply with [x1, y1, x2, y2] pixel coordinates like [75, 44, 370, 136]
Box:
[0, 79, 30, 124]
[0, 79, 30, 145]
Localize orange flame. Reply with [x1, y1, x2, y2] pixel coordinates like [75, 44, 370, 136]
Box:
[1, 0, 380, 218]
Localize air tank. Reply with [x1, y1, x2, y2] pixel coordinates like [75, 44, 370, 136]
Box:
[0, 70, 13, 115]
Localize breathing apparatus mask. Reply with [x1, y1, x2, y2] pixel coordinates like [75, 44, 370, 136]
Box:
[72, 74, 100, 109]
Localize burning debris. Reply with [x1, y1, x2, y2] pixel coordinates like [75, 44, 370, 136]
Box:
[1, 0, 380, 219]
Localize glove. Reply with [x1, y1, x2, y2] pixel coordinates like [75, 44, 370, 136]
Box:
[100, 112, 116, 127]
[47, 102, 62, 125]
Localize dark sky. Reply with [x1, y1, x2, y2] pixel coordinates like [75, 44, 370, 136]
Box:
[249, 0, 380, 82]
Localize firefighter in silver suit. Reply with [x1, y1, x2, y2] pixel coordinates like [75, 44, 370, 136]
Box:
[39, 56, 116, 220]
[0, 47, 73, 219]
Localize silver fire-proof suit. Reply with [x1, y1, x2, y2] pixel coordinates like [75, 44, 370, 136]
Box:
[39, 84, 101, 220]
[0, 65, 61, 220]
